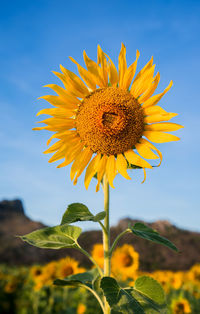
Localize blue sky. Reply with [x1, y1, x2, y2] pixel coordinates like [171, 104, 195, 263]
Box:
[0, 0, 199, 231]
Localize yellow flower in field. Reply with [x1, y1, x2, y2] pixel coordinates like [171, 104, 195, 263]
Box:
[77, 303, 86, 314]
[171, 298, 191, 314]
[30, 265, 43, 279]
[57, 257, 82, 279]
[91, 243, 104, 269]
[188, 264, 200, 283]
[35, 44, 183, 191]
[111, 244, 139, 280]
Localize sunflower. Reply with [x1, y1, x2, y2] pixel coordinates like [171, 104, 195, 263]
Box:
[35, 44, 183, 191]
[91, 243, 104, 269]
[111, 244, 139, 280]
[56, 257, 83, 279]
[171, 298, 191, 314]
[77, 303, 86, 314]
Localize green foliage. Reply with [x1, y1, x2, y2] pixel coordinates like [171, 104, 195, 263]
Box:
[100, 276, 167, 313]
[100, 276, 145, 313]
[130, 223, 178, 252]
[61, 203, 106, 224]
[20, 224, 82, 249]
[54, 268, 99, 288]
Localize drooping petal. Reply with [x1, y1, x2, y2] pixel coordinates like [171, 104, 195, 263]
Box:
[69, 57, 96, 90]
[121, 50, 140, 90]
[143, 131, 180, 143]
[124, 150, 152, 169]
[141, 168, 146, 184]
[135, 142, 158, 160]
[139, 138, 162, 166]
[142, 81, 173, 108]
[116, 154, 131, 180]
[96, 155, 108, 192]
[84, 154, 101, 189]
[57, 142, 84, 168]
[70, 147, 92, 182]
[73, 148, 93, 185]
[105, 155, 116, 188]
[138, 72, 160, 104]
[118, 43, 127, 87]
[145, 122, 183, 132]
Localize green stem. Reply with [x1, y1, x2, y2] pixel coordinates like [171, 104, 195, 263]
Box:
[109, 229, 131, 257]
[76, 245, 103, 277]
[80, 284, 105, 313]
[102, 175, 111, 314]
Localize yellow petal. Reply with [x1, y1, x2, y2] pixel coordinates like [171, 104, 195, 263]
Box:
[97, 45, 108, 86]
[145, 122, 183, 132]
[142, 81, 173, 108]
[60, 65, 89, 98]
[48, 145, 67, 163]
[130, 56, 153, 93]
[105, 155, 116, 188]
[143, 105, 168, 116]
[70, 147, 92, 181]
[135, 142, 158, 160]
[124, 150, 152, 169]
[139, 138, 162, 166]
[69, 56, 96, 90]
[84, 154, 101, 189]
[138, 72, 160, 104]
[144, 112, 178, 123]
[122, 50, 140, 90]
[43, 84, 79, 106]
[143, 131, 180, 143]
[83, 51, 104, 87]
[43, 140, 63, 154]
[96, 155, 108, 192]
[73, 148, 93, 185]
[38, 95, 78, 109]
[118, 43, 127, 87]
[131, 64, 155, 98]
[116, 154, 131, 180]
[57, 142, 84, 168]
[36, 108, 76, 118]
[105, 53, 118, 86]
[141, 168, 146, 184]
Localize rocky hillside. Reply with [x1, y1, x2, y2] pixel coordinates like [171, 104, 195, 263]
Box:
[0, 199, 200, 271]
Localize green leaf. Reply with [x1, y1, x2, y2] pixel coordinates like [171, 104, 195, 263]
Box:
[100, 277, 145, 314]
[130, 223, 178, 252]
[20, 224, 82, 249]
[61, 203, 106, 225]
[54, 268, 99, 288]
[134, 276, 165, 306]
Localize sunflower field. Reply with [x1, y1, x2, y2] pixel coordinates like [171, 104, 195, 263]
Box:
[1, 244, 200, 314]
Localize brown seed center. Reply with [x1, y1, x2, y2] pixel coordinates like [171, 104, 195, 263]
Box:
[76, 87, 144, 155]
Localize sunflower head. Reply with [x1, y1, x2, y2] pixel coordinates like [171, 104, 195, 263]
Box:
[111, 244, 139, 280]
[171, 298, 191, 314]
[57, 257, 81, 279]
[35, 44, 183, 191]
[91, 243, 104, 269]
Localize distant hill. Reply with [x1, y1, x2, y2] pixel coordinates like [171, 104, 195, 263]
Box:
[0, 199, 200, 271]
